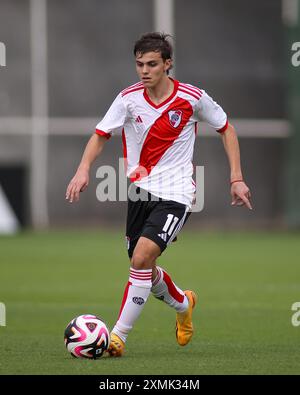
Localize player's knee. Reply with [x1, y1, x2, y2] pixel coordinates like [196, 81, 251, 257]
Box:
[130, 253, 154, 270]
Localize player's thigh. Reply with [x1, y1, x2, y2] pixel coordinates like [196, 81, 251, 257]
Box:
[126, 192, 148, 259]
[130, 237, 161, 270]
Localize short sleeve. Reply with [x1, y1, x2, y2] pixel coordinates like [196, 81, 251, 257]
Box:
[95, 93, 127, 139]
[194, 90, 228, 133]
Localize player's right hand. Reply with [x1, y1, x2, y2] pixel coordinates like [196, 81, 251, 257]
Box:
[65, 168, 89, 203]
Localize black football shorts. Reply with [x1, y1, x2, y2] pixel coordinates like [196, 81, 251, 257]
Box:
[126, 186, 191, 258]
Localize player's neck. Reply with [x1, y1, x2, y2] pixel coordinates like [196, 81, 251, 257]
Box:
[145, 76, 174, 106]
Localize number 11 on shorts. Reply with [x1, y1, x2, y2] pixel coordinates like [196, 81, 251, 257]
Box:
[163, 214, 179, 236]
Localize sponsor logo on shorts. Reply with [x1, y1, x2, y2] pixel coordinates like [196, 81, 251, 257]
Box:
[158, 233, 168, 242]
[132, 297, 145, 305]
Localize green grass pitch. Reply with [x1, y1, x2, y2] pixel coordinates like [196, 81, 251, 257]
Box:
[0, 230, 300, 375]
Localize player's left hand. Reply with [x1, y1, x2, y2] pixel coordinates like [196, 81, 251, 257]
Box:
[231, 181, 252, 210]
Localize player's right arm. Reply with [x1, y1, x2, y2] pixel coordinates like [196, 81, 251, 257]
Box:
[66, 134, 107, 203]
[66, 93, 127, 203]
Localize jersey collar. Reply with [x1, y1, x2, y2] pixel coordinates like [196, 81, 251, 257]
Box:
[143, 78, 179, 109]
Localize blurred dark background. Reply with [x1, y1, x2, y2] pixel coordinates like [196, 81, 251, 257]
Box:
[0, 0, 298, 231]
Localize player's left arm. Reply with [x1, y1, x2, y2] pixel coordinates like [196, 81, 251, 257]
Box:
[221, 123, 252, 210]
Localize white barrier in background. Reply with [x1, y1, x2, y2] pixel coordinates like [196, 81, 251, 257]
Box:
[0, 185, 19, 234]
[0, 117, 291, 138]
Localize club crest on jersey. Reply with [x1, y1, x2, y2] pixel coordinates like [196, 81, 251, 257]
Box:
[168, 110, 182, 128]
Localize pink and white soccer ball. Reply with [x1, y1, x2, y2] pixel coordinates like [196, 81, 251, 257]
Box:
[64, 314, 110, 359]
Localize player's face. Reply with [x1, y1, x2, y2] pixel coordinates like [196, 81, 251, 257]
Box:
[135, 51, 172, 88]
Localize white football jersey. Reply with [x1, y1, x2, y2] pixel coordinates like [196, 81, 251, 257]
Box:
[95, 79, 227, 208]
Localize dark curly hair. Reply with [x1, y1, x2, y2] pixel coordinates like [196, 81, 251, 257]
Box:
[134, 32, 173, 74]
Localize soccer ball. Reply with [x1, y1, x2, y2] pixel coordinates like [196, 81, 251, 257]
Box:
[64, 314, 110, 359]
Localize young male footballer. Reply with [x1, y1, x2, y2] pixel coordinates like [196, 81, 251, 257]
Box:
[66, 32, 252, 357]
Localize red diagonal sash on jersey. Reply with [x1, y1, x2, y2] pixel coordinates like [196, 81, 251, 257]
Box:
[130, 97, 193, 181]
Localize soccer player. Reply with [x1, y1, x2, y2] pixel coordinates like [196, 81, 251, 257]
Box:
[66, 32, 252, 357]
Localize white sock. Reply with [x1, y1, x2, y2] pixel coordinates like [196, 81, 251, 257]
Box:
[151, 266, 188, 313]
[112, 268, 152, 343]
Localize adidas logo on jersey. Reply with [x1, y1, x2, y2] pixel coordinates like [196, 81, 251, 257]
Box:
[158, 233, 168, 242]
[135, 115, 143, 123]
